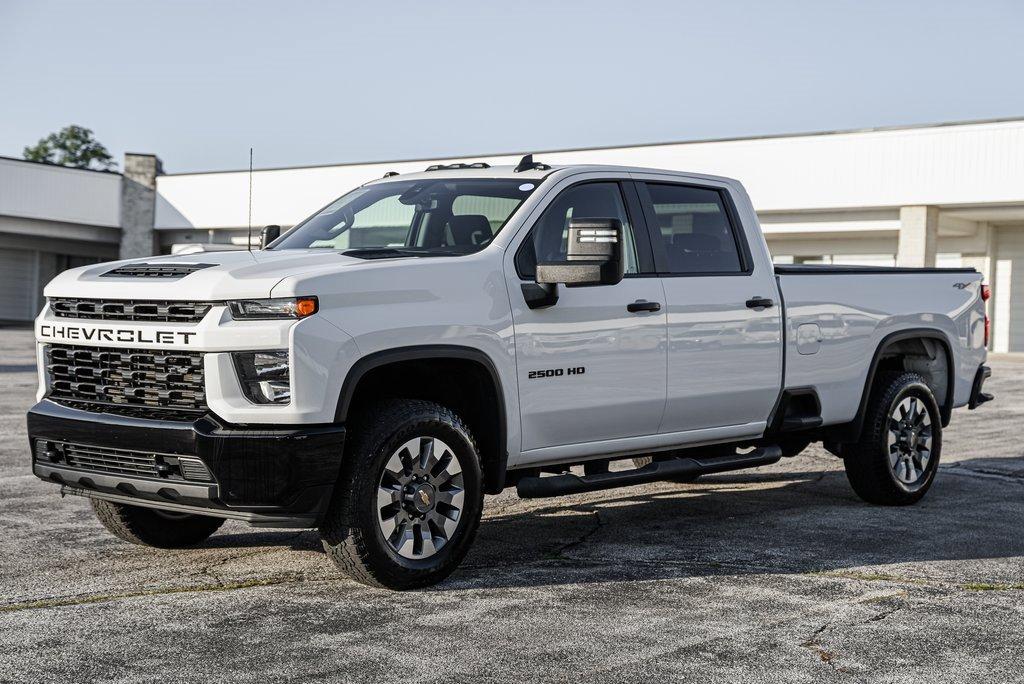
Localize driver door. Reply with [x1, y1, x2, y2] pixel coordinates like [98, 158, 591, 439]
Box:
[506, 179, 667, 463]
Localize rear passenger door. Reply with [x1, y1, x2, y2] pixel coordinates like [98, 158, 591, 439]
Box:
[635, 179, 782, 437]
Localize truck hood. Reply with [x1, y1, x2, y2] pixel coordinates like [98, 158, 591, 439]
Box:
[44, 249, 380, 300]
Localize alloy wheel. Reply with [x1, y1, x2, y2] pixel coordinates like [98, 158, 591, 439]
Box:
[376, 436, 466, 559]
[886, 396, 933, 485]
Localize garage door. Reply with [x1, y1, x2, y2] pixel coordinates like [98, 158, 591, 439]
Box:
[0, 249, 37, 322]
[995, 228, 1024, 353]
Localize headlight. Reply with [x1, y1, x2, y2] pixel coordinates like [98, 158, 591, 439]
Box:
[233, 350, 291, 404]
[228, 297, 318, 320]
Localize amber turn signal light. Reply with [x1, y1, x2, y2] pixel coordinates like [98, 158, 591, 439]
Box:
[295, 297, 318, 318]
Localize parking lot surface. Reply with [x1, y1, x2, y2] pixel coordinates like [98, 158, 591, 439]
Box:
[1, 327, 1022, 683]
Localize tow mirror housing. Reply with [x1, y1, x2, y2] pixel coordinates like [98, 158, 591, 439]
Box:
[536, 218, 624, 288]
[260, 225, 281, 249]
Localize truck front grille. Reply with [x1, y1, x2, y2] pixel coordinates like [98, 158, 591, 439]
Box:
[49, 298, 215, 323]
[34, 439, 214, 482]
[45, 344, 206, 416]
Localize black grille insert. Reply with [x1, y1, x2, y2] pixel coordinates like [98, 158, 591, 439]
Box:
[35, 440, 214, 482]
[102, 263, 215, 278]
[45, 344, 206, 414]
[49, 298, 215, 323]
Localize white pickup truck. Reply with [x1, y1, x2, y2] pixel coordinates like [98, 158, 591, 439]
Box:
[28, 158, 993, 589]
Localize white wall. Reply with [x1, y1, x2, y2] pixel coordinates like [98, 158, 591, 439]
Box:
[994, 228, 1024, 353]
[156, 118, 1024, 230]
[0, 157, 121, 228]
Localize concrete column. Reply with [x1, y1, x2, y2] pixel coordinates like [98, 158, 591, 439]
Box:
[897, 206, 939, 267]
[962, 224, 995, 351]
[119, 153, 163, 259]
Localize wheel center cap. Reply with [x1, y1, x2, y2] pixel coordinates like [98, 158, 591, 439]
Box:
[411, 484, 435, 513]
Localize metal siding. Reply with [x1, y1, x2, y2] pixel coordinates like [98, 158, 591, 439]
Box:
[0, 158, 121, 228]
[995, 229, 1024, 352]
[0, 249, 37, 321]
[156, 120, 1024, 230]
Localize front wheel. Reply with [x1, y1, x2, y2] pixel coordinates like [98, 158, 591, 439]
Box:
[320, 399, 484, 590]
[90, 499, 224, 548]
[843, 371, 942, 505]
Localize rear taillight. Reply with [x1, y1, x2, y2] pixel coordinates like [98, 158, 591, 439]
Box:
[982, 284, 991, 302]
[985, 315, 991, 347]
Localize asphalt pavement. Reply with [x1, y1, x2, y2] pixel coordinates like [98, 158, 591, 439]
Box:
[2, 327, 1022, 683]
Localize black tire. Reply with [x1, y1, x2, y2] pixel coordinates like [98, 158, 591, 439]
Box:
[631, 456, 701, 483]
[320, 399, 484, 590]
[90, 499, 225, 548]
[843, 371, 942, 506]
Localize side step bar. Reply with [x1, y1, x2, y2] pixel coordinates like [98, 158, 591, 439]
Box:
[516, 445, 783, 499]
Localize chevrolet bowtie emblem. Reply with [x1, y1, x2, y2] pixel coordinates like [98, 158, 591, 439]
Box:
[418, 490, 431, 506]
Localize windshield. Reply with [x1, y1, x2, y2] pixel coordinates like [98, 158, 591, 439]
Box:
[271, 178, 538, 255]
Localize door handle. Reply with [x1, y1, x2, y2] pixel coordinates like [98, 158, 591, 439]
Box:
[627, 300, 661, 313]
[745, 297, 774, 310]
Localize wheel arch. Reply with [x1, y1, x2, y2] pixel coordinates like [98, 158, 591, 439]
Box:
[844, 328, 955, 442]
[335, 345, 508, 494]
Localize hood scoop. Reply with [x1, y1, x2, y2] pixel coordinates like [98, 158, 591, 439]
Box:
[101, 262, 216, 279]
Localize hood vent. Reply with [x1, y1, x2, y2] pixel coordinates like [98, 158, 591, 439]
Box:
[101, 263, 215, 278]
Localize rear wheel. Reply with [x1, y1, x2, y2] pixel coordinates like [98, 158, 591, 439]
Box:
[90, 499, 224, 548]
[843, 371, 942, 505]
[320, 399, 484, 590]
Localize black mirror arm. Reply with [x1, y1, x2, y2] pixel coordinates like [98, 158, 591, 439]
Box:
[521, 282, 558, 310]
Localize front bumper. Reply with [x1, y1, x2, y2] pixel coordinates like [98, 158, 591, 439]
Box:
[27, 400, 346, 527]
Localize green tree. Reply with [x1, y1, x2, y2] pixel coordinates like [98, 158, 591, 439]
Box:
[23, 125, 116, 171]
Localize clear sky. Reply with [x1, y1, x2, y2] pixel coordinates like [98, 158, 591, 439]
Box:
[2, 0, 1022, 173]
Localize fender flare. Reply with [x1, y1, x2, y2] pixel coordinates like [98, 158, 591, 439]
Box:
[847, 328, 955, 440]
[334, 345, 509, 493]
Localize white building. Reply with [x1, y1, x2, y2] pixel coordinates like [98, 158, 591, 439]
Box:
[2, 118, 1023, 351]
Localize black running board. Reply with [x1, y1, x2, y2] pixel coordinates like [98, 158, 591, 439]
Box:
[516, 445, 783, 499]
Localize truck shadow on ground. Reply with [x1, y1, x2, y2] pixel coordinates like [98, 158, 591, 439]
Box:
[200, 456, 1024, 591]
[452, 457, 1024, 590]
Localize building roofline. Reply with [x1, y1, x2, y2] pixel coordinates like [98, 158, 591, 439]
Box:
[0, 154, 121, 176]
[160, 115, 1024, 177]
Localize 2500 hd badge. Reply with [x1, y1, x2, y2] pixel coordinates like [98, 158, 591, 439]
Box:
[528, 366, 586, 379]
[38, 324, 196, 345]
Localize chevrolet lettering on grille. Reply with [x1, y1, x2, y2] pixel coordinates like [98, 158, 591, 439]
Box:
[39, 324, 196, 345]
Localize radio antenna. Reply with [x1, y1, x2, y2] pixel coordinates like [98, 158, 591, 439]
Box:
[247, 147, 254, 252]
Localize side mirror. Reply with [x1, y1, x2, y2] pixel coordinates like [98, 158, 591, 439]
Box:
[260, 225, 281, 249]
[536, 218, 624, 288]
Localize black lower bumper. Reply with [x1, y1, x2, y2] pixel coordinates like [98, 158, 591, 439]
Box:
[27, 400, 346, 528]
[969, 365, 993, 410]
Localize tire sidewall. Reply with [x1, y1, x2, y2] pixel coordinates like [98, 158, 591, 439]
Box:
[880, 379, 942, 495]
[355, 411, 483, 575]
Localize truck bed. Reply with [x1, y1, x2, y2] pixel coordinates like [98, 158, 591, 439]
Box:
[775, 265, 987, 427]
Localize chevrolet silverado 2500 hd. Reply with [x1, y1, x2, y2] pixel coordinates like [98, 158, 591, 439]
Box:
[28, 158, 993, 589]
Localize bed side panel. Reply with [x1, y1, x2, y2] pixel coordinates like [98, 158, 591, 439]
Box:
[779, 272, 985, 425]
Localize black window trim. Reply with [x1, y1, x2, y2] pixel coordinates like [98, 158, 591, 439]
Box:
[513, 178, 657, 281]
[635, 180, 755, 278]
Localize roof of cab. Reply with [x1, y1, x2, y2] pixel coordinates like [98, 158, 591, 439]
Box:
[361, 163, 741, 187]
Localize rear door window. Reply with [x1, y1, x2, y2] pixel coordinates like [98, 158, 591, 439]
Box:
[642, 183, 745, 274]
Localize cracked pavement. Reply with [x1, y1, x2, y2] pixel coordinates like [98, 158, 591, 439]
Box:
[1, 327, 1023, 683]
